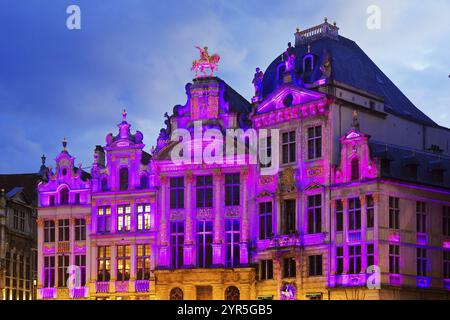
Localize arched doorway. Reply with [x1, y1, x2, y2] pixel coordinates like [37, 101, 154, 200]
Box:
[169, 287, 183, 300]
[225, 286, 240, 300]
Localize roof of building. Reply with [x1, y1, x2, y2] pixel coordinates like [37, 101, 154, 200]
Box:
[0, 174, 39, 204]
[370, 141, 450, 189]
[261, 33, 436, 126]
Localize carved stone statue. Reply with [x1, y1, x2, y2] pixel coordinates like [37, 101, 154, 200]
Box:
[192, 46, 221, 78]
[320, 49, 332, 78]
[252, 67, 264, 99]
[284, 42, 296, 71]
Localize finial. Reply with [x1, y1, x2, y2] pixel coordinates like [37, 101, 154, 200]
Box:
[324, 17, 328, 23]
[351, 110, 360, 131]
[333, 21, 337, 26]
[41, 154, 46, 165]
[296, 27, 300, 33]
[122, 109, 127, 121]
[62, 138, 68, 151]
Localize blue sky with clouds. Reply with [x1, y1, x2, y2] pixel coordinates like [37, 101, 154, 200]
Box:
[1, 0, 449, 173]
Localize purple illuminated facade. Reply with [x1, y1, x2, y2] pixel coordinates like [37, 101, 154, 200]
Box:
[36, 20, 450, 300]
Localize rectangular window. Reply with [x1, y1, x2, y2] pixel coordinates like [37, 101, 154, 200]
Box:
[389, 245, 400, 274]
[225, 174, 240, 207]
[281, 199, 296, 235]
[197, 221, 213, 268]
[443, 206, 450, 237]
[444, 251, 450, 279]
[283, 258, 296, 278]
[389, 197, 400, 230]
[259, 202, 273, 240]
[282, 131, 296, 164]
[416, 202, 427, 234]
[307, 195, 322, 234]
[348, 198, 362, 231]
[58, 219, 70, 242]
[349, 245, 362, 274]
[57, 255, 69, 287]
[308, 255, 323, 277]
[75, 255, 86, 286]
[116, 245, 130, 281]
[366, 195, 375, 229]
[97, 206, 111, 234]
[136, 244, 151, 280]
[225, 219, 240, 268]
[417, 248, 427, 277]
[170, 222, 184, 269]
[170, 177, 185, 209]
[137, 204, 152, 231]
[260, 260, 274, 280]
[367, 244, 375, 268]
[260, 136, 272, 168]
[336, 247, 344, 275]
[196, 176, 213, 208]
[43, 256, 55, 288]
[74, 193, 80, 205]
[49, 195, 55, 206]
[336, 200, 344, 232]
[75, 219, 86, 241]
[44, 220, 55, 243]
[97, 246, 111, 281]
[117, 205, 131, 232]
[307, 126, 322, 160]
[13, 210, 19, 231]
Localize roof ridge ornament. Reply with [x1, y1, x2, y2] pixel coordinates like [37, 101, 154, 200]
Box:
[122, 109, 127, 122]
[351, 110, 360, 131]
[62, 137, 68, 151]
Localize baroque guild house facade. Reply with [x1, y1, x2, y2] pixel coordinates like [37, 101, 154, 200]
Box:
[36, 20, 450, 300]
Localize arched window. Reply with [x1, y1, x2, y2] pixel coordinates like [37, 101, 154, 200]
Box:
[140, 175, 148, 189]
[60, 188, 69, 205]
[277, 64, 286, 81]
[351, 158, 360, 181]
[101, 177, 108, 192]
[303, 55, 314, 73]
[225, 286, 240, 301]
[119, 168, 129, 191]
[170, 287, 183, 300]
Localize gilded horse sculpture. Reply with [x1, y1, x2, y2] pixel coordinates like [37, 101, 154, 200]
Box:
[191, 46, 221, 78]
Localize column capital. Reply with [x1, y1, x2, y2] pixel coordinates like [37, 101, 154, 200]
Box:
[359, 195, 366, 206]
[213, 168, 222, 179]
[185, 170, 194, 183]
[372, 193, 380, 202]
[160, 174, 168, 184]
[37, 217, 45, 228]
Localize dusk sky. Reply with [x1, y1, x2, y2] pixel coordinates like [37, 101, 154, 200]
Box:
[1, 0, 449, 173]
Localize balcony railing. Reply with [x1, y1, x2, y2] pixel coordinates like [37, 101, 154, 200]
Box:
[70, 287, 88, 299]
[57, 241, 71, 253]
[39, 287, 56, 299]
[135, 280, 150, 293]
[444, 279, 450, 290]
[96, 281, 110, 294]
[115, 281, 129, 293]
[389, 274, 402, 286]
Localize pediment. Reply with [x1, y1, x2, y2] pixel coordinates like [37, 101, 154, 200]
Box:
[256, 85, 327, 114]
[303, 182, 323, 191]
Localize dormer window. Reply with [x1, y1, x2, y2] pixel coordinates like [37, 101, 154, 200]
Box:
[277, 64, 286, 81]
[405, 164, 418, 180]
[303, 55, 314, 73]
[101, 177, 108, 192]
[119, 168, 129, 191]
[351, 158, 360, 181]
[62, 168, 68, 176]
[140, 175, 148, 189]
[60, 188, 69, 205]
[432, 169, 444, 184]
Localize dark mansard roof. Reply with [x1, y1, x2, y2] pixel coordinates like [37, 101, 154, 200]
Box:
[370, 141, 450, 189]
[261, 35, 436, 126]
[0, 174, 39, 205]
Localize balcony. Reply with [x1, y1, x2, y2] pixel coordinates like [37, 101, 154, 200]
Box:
[39, 287, 56, 299]
[70, 287, 88, 299]
[444, 279, 450, 290]
[57, 241, 71, 254]
[115, 281, 129, 293]
[389, 274, 402, 286]
[135, 280, 150, 293]
[416, 277, 431, 289]
[330, 274, 368, 288]
[95, 281, 110, 294]
[417, 233, 428, 245]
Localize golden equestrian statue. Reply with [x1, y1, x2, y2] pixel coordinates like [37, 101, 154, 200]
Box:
[191, 46, 221, 78]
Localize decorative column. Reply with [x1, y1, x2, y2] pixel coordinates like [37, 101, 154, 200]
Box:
[70, 217, 76, 268]
[329, 200, 336, 287]
[212, 168, 224, 267]
[342, 199, 349, 274]
[85, 216, 92, 288]
[239, 168, 249, 266]
[36, 218, 44, 288]
[54, 219, 58, 290]
[110, 242, 116, 293]
[372, 193, 380, 267]
[360, 195, 367, 273]
[183, 171, 194, 267]
[130, 243, 136, 282]
[158, 174, 169, 268]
